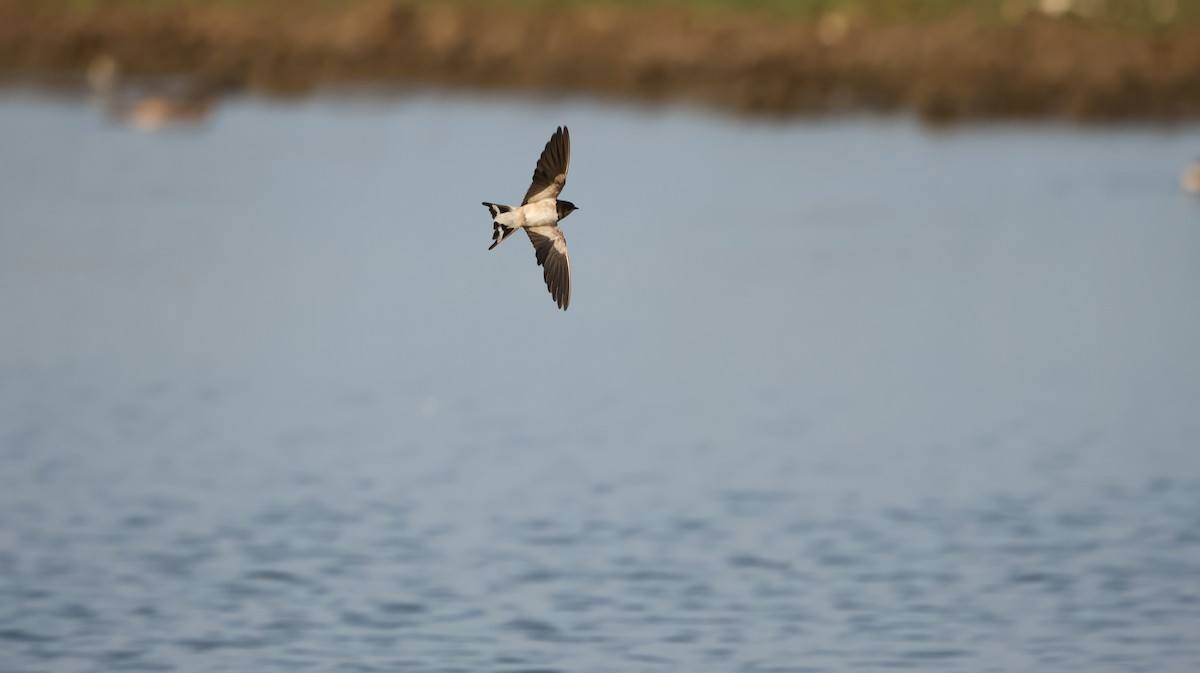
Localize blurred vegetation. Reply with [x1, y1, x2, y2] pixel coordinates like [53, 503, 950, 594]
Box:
[21, 0, 1197, 120]
[62, 0, 1200, 29]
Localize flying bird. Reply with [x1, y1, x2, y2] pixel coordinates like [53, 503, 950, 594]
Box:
[483, 126, 578, 310]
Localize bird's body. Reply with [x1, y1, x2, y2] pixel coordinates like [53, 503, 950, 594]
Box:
[492, 199, 561, 230]
[483, 126, 577, 310]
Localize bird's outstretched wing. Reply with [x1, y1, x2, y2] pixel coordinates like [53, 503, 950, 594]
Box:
[525, 225, 571, 310]
[522, 126, 570, 205]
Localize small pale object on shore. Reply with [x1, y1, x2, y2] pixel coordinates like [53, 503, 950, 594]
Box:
[1182, 161, 1200, 194]
[87, 54, 119, 95]
[817, 11, 850, 47]
[1039, 0, 1073, 17]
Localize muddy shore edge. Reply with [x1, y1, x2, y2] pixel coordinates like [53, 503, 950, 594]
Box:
[2, 0, 1199, 121]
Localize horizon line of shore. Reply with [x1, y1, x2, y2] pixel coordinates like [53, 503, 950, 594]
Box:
[2, 0, 1199, 122]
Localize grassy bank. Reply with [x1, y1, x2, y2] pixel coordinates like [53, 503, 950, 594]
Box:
[4, 0, 1200, 121]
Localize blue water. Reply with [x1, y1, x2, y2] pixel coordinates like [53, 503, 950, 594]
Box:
[1, 90, 1199, 672]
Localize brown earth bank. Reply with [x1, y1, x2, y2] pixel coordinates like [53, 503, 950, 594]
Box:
[2, 0, 1200, 122]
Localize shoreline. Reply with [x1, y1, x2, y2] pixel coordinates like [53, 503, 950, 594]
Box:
[2, 0, 1199, 122]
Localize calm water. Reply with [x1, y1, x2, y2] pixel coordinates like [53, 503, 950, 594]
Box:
[1, 90, 1199, 672]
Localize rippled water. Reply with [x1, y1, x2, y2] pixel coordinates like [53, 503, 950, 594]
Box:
[1, 90, 1199, 672]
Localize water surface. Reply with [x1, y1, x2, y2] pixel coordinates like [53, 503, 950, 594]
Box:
[1, 91, 1199, 672]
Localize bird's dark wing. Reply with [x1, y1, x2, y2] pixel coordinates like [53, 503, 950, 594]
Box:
[522, 126, 570, 205]
[525, 225, 571, 310]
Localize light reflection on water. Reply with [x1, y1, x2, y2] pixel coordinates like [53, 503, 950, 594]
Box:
[1, 90, 1199, 672]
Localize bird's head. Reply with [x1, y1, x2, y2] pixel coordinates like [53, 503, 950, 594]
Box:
[557, 200, 579, 220]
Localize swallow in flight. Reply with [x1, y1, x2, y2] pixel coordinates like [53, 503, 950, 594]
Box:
[483, 126, 577, 310]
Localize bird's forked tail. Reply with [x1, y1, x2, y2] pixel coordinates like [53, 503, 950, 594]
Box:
[483, 202, 517, 250]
